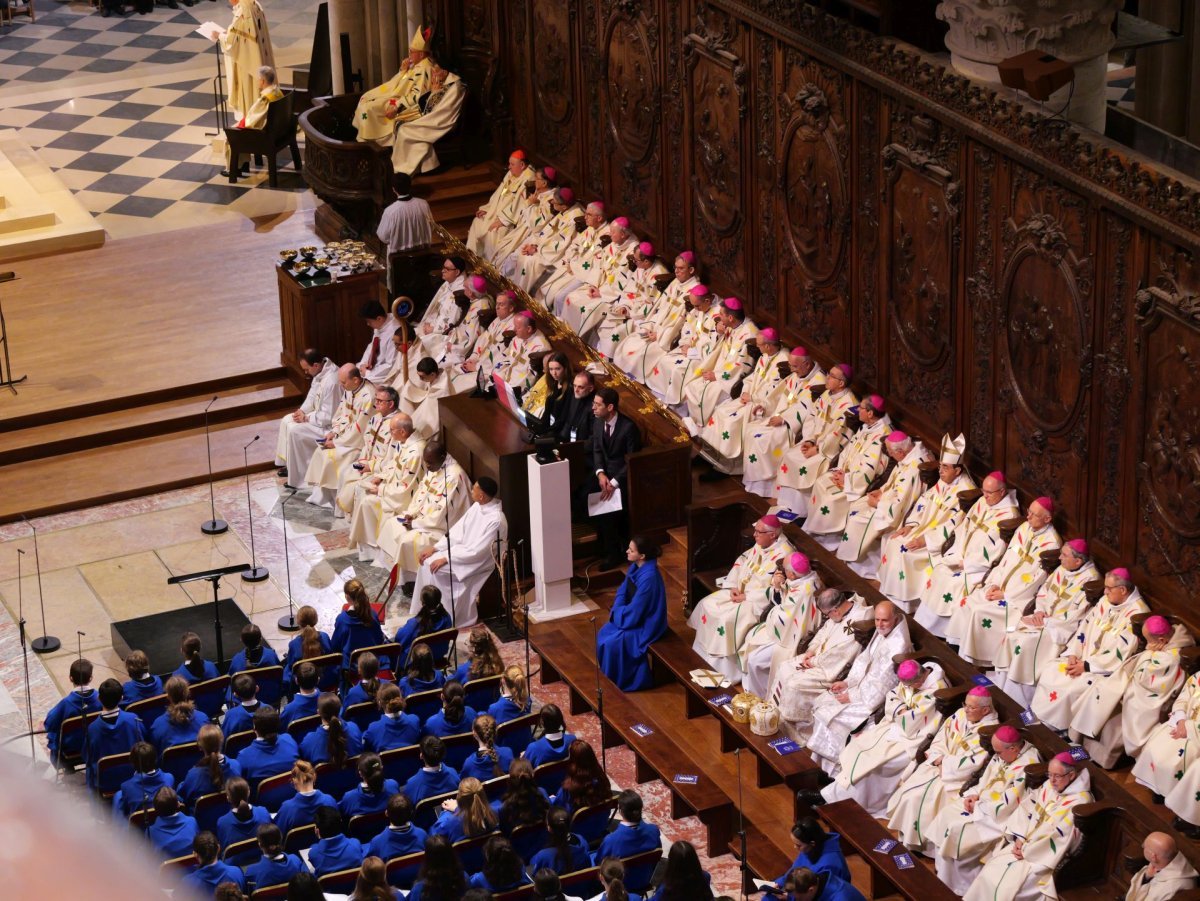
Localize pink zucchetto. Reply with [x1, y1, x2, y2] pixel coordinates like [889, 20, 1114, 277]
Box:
[968, 685, 991, 698]
[469, 275, 487, 293]
[789, 552, 810, 575]
[1111, 566, 1132, 581]
[868, 394, 885, 412]
[1146, 615, 1172, 637]
[723, 297, 743, 311]
[896, 660, 920, 681]
[759, 327, 779, 343]
[558, 187, 575, 204]
[612, 216, 630, 229]
[886, 431, 909, 444]
[832, 363, 852, 379]
[1054, 751, 1078, 767]
[790, 347, 808, 357]
[678, 251, 696, 264]
[1034, 496, 1054, 514]
[638, 241, 654, 256]
[543, 166, 556, 181]
[586, 201, 605, 215]
[995, 725, 1021, 744]
[987, 471, 1006, 484]
[760, 514, 782, 530]
[501, 290, 517, 301]
[1066, 538, 1088, 555]
[516, 310, 535, 321]
[690, 284, 709, 297]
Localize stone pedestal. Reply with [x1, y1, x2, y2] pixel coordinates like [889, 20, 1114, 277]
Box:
[937, 0, 1122, 133]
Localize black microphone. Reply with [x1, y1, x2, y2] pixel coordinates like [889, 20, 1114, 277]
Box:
[243, 436, 268, 583]
[201, 396, 228, 535]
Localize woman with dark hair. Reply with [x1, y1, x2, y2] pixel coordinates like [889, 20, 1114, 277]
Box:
[596, 536, 667, 691]
[532, 867, 579, 901]
[245, 823, 308, 893]
[452, 624, 506, 684]
[550, 739, 609, 815]
[649, 841, 712, 901]
[407, 834, 468, 901]
[283, 605, 335, 692]
[149, 675, 209, 752]
[523, 351, 572, 422]
[395, 585, 453, 665]
[469, 835, 533, 892]
[363, 683, 421, 752]
[178, 723, 241, 808]
[460, 713, 514, 781]
[181, 831, 245, 894]
[286, 871, 327, 900]
[333, 578, 387, 667]
[424, 680, 478, 738]
[345, 651, 392, 708]
[400, 641, 446, 695]
[174, 632, 220, 684]
[523, 703, 576, 768]
[498, 758, 550, 833]
[775, 817, 850, 887]
[299, 692, 364, 765]
[430, 776, 499, 843]
[215, 775, 271, 849]
[528, 806, 590, 875]
[339, 752, 402, 820]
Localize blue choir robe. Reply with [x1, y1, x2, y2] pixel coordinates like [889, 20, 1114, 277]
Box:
[594, 820, 662, 863]
[469, 871, 532, 892]
[44, 689, 101, 763]
[85, 710, 145, 789]
[422, 707, 476, 738]
[280, 691, 321, 729]
[429, 810, 469, 843]
[399, 673, 446, 696]
[308, 834, 364, 876]
[283, 631, 335, 690]
[459, 746, 513, 782]
[114, 770, 175, 821]
[222, 701, 262, 737]
[229, 644, 281, 676]
[647, 872, 711, 900]
[298, 721, 364, 764]
[173, 659, 220, 685]
[149, 708, 209, 752]
[274, 788, 338, 838]
[235, 734, 300, 787]
[523, 733, 576, 768]
[529, 833, 591, 874]
[596, 559, 667, 691]
[121, 675, 163, 706]
[339, 779, 400, 820]
[331, 609, 387, 667]
[810, 871, 866, 901]
[246, 852, 308, 892]
[402, 764, 460, 805]
[487, 696, 530, 725]
[394, 609, 452, 665]
[345, 677, 394, 708]
[216, 805, 272, 848]
[149, 811, 199, 858]
[366, 823, 428, 862]
[363, 712, 422, 753]
[182, 860, 246, 894]
[775, 832, 851, 886]
[178, 755, 241, 808]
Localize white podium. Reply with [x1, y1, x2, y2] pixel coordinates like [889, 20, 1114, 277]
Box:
[526, 455, 590, 622]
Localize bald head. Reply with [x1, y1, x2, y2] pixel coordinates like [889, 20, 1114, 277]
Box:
[873, 601, 899, 636]
[338, 363, 361, 390]
[390, 413, 414, 439]
[1143, 832, 1177, 870]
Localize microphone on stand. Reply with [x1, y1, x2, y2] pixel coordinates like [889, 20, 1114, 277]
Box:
[735, 747, 749, 901]
[277, 489, 301, 631]
[23, 515, 59, 654]
[589, 615, 607, 776]
[16, 548, 36, 765]
[201, 395, 228, 535]
[516, 538, 533, 680]
[76, 631, 85, 661]
[241, 435, 269, 582]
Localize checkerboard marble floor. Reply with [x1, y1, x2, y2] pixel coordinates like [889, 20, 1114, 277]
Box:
[1107, 63, 1135, 112]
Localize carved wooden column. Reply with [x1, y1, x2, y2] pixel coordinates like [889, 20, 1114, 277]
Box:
[936, 0, 1121, 132]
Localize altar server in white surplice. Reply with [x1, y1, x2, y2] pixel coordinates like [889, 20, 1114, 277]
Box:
[376, 441, 470, 578]
[275, 351, 337, 481]
[1124, 833, 1198, 901]
[1030, 567, 1148, 732]
[773, 363, 857, 519]
[686, 514, 794, 682]
[803, 395, 892, 539]
[913, 471, 1020, 638]
[886, 686, 998, 854]
[963, 752, 1092, 901]
[412, 477, 507, 628]
[933, 725, 1042, 895]
[771, 591, 873, 720]
[467, 150, 531, 254]
[803, 602, 912, 769]
[740, 552, 823, 699]
[698, 328, 787, 473]
[819, 660, 948, 814]
[948, 496, 1062, 666]
[992, 538, 1100, 708]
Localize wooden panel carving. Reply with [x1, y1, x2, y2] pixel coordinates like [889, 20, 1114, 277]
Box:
[853, 83, 881, 383]
[752, 28, 778, 314]
[881, 107, 960, 433]
[530, 0, 579, 173]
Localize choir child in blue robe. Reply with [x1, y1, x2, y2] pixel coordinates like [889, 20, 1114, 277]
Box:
[234, 706, 300, 790]
[458, 714, 513, 782]
[399, 641, 447, 696]
[548, 739, 609, 819]
[497, 759, 551, 837]
[120, 649, 163, 708]
[173, 631, 220, 685]
[44, 658, 101, 767]
[647, 841, 711, 901]
[339, 752, 400, 821]
[395, 585, 453, 667]
[363, 683, 422, 753]
[593, 857, 644, 901]
[451, 624, 506, 686]
[280, 661, 322, 730]
[299, 692, 364, 765]
[308, 805, 365, 877]
[469, 835, 532, 892]
[228, 623, 281, 677]
[406, 835, 468, 901]
[528, 806, 591, 875]
[423, 680, 477, 738]
[780, 867, 866, 901]
[147, 786, 199, 858]
[403, 735, 460, 805]
[85, 678, 145, 790]
[522, 703, 576, 768]
[596, 537, 667, 692]
[113, 742, 175, 822]
[216, 776, 272, 849]
[344, 651, 392, 708]
[222, 673, 263, 738]
[181, 831, 246, 894]
[366, 793, 429, 868]
[775, 819, 851, 887]
[331, 578, 387, 668]
[429, 776, 499, 844]
[245, 823, 309, 892]
[177, 723, 241, 808]
[149, 676, 209, 753]
[594, 791, 662, 865]
[283, 605, 335, 692]
[487, 664, 533, 746]
[274, 760, 337, 839]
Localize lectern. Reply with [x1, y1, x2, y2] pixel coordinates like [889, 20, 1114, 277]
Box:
[526, 455, 588, 621]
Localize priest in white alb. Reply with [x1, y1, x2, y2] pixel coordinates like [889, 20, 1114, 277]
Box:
[803, 395, 892, 542]
[605, 251, 698, 366]
[347, 414, 424, 561]
[992, 538, 1100, 707]
[947, 496, 1062, 666]
[275, 350, 338, 484]
[1124, 833, 1198, 901]
[412, 476, 507, 628]
[300, 366, 376, 500]
[773, 363, 858, 518]
[740, 347, 826, 499]
[739, 552, 823, 699]
[698, 328, 787, 474]
[331, 386, 398, 517]
[376, 440, 471, 577]
[771, 591, 873, 717]
[466, 150, 530, 254]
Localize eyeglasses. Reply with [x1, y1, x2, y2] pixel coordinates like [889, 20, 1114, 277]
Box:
[442, 264, 458, 271]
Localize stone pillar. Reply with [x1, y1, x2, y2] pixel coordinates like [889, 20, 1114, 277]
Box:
[329, 0, 413, 94]
[936, 0, 1123, 133]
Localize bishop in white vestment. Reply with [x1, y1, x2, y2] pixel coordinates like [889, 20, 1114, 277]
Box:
[739, 553, 823, 699]
[466, 151, 531, 254]
[772, 592, 873, 719]
[642, 288, 720, 405]
[773, 364, 858, 519]
[682, 299, 758, 426]
[740, 348, 827, 498]
[803, 395, 892, 538]
[698, 328, 788, 472]
[603, 252, 697, 364]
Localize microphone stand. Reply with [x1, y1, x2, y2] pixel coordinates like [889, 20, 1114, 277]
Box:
[201, 395, 228, 535]
[0, 272, 27, 394]
[589, 615, 607, 775]
[242, 435, 269, 582]
[25, 515, 59, 653]
[16, 549, 36, 765]
[76, 631, 85, 660]
[735, 747, 748, 901]
[277, 489, 301, 631]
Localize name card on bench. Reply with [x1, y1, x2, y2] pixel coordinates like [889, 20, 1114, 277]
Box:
[631, 723, 655, 737]
[768, 737, 801, 755]
[873, 838, 898, 854]
[971, 674, 995, 687]
[1019, 708, 1037, 726]
[1067, 745, 1090, 762]
[893, 852, 916, 870]
[709, 693, 733, 706]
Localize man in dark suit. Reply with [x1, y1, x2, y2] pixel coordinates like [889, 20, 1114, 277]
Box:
[578, 386, 641, 569]
[554, 369, 596, 443]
